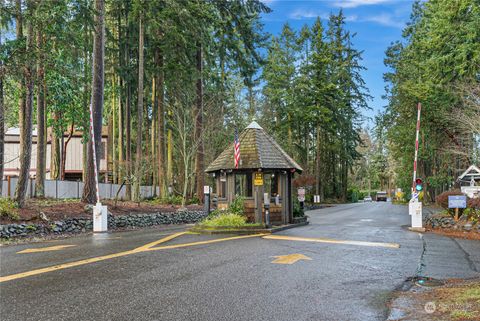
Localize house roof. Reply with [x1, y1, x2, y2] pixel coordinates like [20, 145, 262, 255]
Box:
[458, 165, 480, 181]
[205, 121, 303, 173]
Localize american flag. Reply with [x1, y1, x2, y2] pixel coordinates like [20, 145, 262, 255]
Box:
[234, 127, 241, 169]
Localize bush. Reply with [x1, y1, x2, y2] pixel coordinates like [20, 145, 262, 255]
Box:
[148, 195, 183, 205]
[293, 198, 304, 217]
[0, 198, 19, 220]
[199, 213, 260, 228]
[187, 196, 200, 205]
[229, 196, 245, 216]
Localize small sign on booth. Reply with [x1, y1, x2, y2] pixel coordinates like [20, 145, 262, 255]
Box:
[254, 173, 264, 186]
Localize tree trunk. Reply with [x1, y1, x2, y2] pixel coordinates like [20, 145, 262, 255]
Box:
[82, 0, 104, 204]
[117, 10, 124, 185]
[133, 14, 144, 201]
[155, 45, 166, 198]
[60, 123, 74, 180]
[14, 0, 34, 207]
[35, 25, 46, 197]
[124, 17, 132, 200]
[50, 124, 60, 180]
[315, 126, 321, 196]
[195, 42, 204, 203]
[150, 78, 156, 192]
[0, 18, 5, 193]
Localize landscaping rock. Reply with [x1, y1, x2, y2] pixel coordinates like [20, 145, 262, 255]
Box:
[0, 210, 207, 239]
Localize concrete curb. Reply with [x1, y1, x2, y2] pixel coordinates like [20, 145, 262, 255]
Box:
[189, 221, 309, 235]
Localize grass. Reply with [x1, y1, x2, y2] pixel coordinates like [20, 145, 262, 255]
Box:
[0, 198, 19, 220]
[198, 213, 262, 228]
[434, 282, 480, 320]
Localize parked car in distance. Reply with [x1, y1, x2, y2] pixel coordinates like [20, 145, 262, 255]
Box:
[364, 196, 372, 202]
[376, 191, 388, 202]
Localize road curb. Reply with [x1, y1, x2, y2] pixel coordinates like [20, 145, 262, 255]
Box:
[189, 221, 309, 235]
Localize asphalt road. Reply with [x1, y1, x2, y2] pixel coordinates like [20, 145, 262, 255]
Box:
[1, 202, 479, 321]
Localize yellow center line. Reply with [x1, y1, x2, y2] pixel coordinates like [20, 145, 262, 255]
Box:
[263, 235, 400, 249]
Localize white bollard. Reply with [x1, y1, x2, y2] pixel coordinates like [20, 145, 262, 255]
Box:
[93, 202, 108, 232]
[409, 199, 424, 231]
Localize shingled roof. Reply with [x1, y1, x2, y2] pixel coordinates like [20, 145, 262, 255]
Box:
[205, 121, 303, 173]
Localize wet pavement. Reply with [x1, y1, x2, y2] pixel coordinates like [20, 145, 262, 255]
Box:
[1, 202, 478, 321]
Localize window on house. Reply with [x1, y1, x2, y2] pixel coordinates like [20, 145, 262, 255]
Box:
[235, 173, 253, 197]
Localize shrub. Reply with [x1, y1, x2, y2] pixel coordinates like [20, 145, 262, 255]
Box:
[229, 196, 245, 216]
[200, 213, 251, 228]
[149, 195, 184, 205]
[293, 198, 304, 217]
[467, 197, 480, 209]
[187, 196, 200, 205]
[0, 198, 19, 220]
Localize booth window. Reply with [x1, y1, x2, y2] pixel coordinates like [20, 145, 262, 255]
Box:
[219, 174, 227, 198]
[235, 173, 253, 197]
[264, 173, 279, 196]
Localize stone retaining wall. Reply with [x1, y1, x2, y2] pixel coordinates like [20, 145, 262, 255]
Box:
[0, 211, 207, 239]
[425, 215, 480, 232]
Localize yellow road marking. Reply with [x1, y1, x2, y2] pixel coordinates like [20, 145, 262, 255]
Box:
[0, 233, 265, 283]
[271, 254, 312, 265]
[0, 232, 185, 283]
[17, 245, 77, 254]
[134, 232, 187, 251]
[263, 235, 400, 248]
[146, 233, 267, 251]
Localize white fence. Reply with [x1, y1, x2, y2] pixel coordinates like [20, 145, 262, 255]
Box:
[1, 178, 159, 200]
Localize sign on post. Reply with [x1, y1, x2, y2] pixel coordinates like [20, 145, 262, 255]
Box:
[448, 195, 467, 209]
[448, 195, 467, 221]
[298, 188, 305, 202]
[254, 173, 264, 186]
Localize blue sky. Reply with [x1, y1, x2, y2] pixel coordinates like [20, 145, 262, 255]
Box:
[260, 0, 415, 125]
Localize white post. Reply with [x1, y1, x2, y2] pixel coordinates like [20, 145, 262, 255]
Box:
[409, 102, 424, 231]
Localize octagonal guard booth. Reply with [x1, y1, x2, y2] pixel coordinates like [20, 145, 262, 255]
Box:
[205, 121, 303, 225]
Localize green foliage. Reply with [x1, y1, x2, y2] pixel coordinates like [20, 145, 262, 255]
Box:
[148, 195, 184, 206]
[199, 213, 260, 228]
[0, 198, 19, 221]
[293, 198, 304, 217]
[261, 12, 369, 201]
[229, 196, 245, 216]
[383, 0, 480, 202]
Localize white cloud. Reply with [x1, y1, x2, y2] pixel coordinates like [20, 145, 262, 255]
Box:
[289, 9, 329, 20]
[289, 9, 357, 21]
[332, 0, 392, 8]
[361, 13, 404, 28]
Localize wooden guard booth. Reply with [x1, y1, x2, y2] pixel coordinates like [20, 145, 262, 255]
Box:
[205, 121, 303, 226]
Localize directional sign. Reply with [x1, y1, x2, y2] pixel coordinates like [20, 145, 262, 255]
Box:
[448, 195, 467, 209]
[271, 253, 312, 265]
